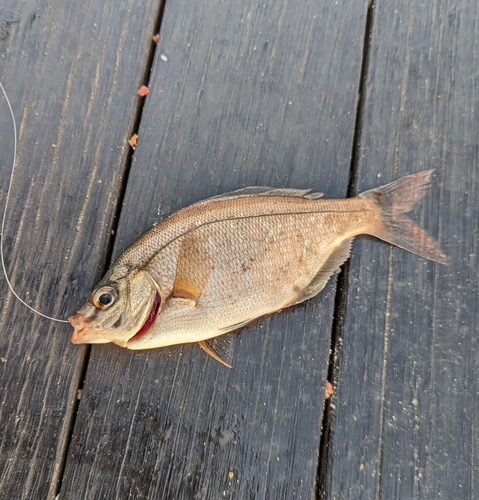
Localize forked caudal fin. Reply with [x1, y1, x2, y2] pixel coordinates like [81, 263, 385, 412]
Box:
[359, 170, 448, 264]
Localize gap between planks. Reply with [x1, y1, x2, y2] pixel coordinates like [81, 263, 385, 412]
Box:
[51, 0, 168, 497]
[315, 0, 377, 498]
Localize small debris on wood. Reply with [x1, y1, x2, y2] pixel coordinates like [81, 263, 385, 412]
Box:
[325, 380, 334, 399]
[160, 54, 168, 62]
[152, 33, 159, 44]
[111, 230, 115, 236]
[137, 85, 149, 97]
[128, 134, 139, 149]
[77, 389, 82, 400]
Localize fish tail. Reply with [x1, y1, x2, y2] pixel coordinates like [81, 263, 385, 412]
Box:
[359, 170, 448, 264]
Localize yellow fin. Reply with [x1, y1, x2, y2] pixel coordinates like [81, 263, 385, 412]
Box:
[172, 233, 211, 303]
[199, 334, 236, 368]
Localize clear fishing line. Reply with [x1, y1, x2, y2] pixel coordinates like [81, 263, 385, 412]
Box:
[0, 81, 68, 323]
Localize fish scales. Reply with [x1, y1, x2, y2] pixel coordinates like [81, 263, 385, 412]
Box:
[121, 195, 373, 290]
[69, 171, 447, 366]
[118, 197, 373, 343]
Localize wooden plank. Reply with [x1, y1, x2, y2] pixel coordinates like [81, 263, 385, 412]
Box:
[59, 0, 369, 498]
[0, 1, 161, 498]
[328, 1, 479, 499]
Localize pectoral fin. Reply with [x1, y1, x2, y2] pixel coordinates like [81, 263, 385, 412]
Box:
[164, 296, 197, 309]
[172, 233, 211, 304]
[199, 333, 236, 368]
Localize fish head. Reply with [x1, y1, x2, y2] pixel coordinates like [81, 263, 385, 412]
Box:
[69, 265, 160, 347]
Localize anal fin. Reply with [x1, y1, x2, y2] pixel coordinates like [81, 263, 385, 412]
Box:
[292, 239, 353, 306]
[218, 317, 256, 334]
[199, 333, 236, 368]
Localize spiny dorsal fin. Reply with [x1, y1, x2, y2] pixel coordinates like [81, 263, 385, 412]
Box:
[206, 186, 323, 201]
[199, 333, 236, 368]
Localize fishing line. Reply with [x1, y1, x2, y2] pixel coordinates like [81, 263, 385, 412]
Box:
[0, 81, 68, 323]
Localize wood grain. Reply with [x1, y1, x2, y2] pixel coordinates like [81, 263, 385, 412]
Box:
[0, 1, 162, 498]
[328, 1, 479, 499]
[59, 0, 368, 498]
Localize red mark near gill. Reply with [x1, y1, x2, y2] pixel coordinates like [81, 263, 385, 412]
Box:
[129, 292, 161, 342]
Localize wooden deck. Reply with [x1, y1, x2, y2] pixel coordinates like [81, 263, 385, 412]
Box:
[0, 0, 477, 498]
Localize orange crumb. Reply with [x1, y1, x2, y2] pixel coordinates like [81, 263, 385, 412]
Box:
[137, 85, 149, 97]
[152, 34, 159, 44]
[128, 134, 139, 149]
[325, 380, 334, 399]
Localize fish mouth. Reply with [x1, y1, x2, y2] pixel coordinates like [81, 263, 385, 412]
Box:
[69, 315, 87, 344]
[127, 292, 162, 345]
[69, 310, 110, 345]
[69, 312, 93, 344]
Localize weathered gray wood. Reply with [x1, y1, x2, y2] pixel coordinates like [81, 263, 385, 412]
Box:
[328, 1, 479, 499]
[0, 1, 161, 498]
[59, 0, 368, 498]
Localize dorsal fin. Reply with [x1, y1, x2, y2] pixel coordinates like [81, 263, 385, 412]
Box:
[206, 186, 323, 201]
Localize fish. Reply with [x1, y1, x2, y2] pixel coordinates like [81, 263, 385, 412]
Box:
[69, 170, 447, 367]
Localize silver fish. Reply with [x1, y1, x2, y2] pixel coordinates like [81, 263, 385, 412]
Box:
[69, 170, 447, 366]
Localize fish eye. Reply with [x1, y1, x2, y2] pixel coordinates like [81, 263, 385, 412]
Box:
[93, 286, 118, 310]
[99, 293, 112, 305]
